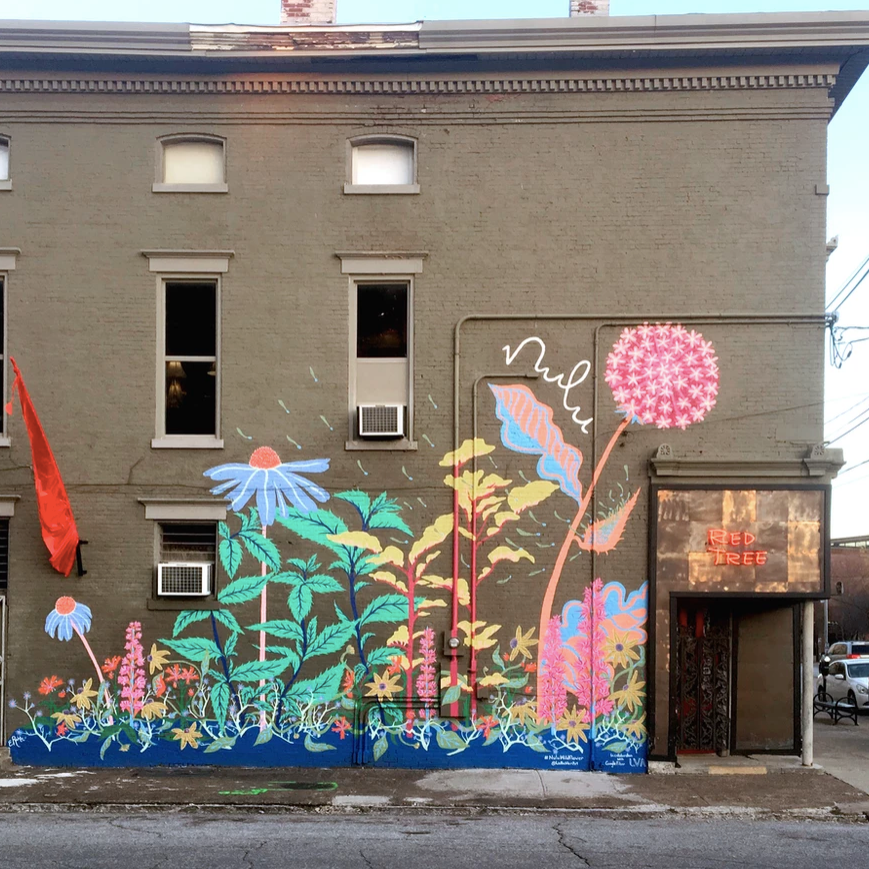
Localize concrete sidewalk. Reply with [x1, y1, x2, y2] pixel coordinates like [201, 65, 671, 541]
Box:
[0, 719, 866, 820]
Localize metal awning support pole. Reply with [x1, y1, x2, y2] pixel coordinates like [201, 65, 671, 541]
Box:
[802, 600, 814, 767]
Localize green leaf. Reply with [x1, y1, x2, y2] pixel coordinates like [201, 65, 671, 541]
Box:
[334, 490, 372, 519]
[224, 631, 239, 658]
[304, 574, 343, 594]
[483, 729, 501, 746]
[248, 620, 304, 643]
[288, 584, 314, 622]
[307, 621, 355, 658]
[213, 609, 243, 634]
[160, 637, 222, 663]
[365, 646, 399, 667]
[172, 609, 212, 638]
[603, 740, 628, 754]
[435, 729, 468, 753]
[211, 681, 230, 726]
[276, 509, 348, 549]
[204, 735, 236, 753]
[254, 727, 274, 746]
[441, 684, 463, 706]
[218, 574, 269, 605]
[492, 644, 507, 672]
[219, 537, 244, 580]
[304, 734, 336, 753]
[525, 733, 548, 753]
[286, 664, 344, 704]
[359, 594, 409, 626]
[368, 512, 412, 536]
[99, 735, 114, 760]
[373, 734, 388, 761]
[238, 531, 281, 571]
[230, 658, 293, 683]
[241, 507, 260, 533]
[218, 521, 231, 540]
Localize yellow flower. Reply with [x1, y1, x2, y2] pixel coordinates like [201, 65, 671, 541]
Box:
[601, 631, 640, 669]
[624, 716, 647, 740]
[364, 669, 402, 701]
[508, 626, 538, 661]
[140, 701, 168, 721]
[611, 671, 645, 714]
[171, 723, 203, 750]
[149, 644, 171, 674]
[70, 678, 98, 711]
[510, 699, 538, 726]
[557, 704, 590, 743]
[51, 711, 82, 728]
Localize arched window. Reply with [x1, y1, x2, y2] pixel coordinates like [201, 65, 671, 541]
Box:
[154, 135, 227, 193]
[346, 136, 418, 194]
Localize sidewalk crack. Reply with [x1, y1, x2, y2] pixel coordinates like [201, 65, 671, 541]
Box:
[553, 823, 590, 866]
[359, 848, 377, 869]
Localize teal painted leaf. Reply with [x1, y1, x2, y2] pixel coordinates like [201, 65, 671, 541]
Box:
[218, 574, 269, 605]
[99, 735, 114, 761]
[224, 631, 239, 658]
[359, 594, 408, 626]
[526, 733, 548, 753]
[230, 658, 293, 683]
[172, 609, 212, 638]
[368, 512, 413, 536]
[307, 621, 355, 658]
[204, 735, 236, 753]
[211, 681, 230, 726]
[218, 521, 231, 540]
[483, 729, 501, 746]
[276, 509, 348, 548]
[241, 507, 260, 533]
[334, 490, 372, 518]
[491, 644, 507, 672]
[304, 734, 336, 753]
[160, 637, 222, 663]
[288, 584, 314, 622]
[365, 646, 399, 667]
[435, 729, 468, 753]
[238, 531, 281, 571]
[219, 537, 244, 580]
[373, 734, 388, 762]
[254, 727, 274, 746]
[603, 740, 628, 754]
[441, 684, 463, 707]
[304, 574, 343, 594]
[213, 609, 243, 634]
[286, 663, 344, 703]
[248, 620, 304, 643]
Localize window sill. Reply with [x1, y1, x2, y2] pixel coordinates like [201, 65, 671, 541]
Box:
[0, 180, 11, 191]
[345, 439, 418, 452]
[147, 598, 220, 612]
[152, 436, 224, 450]
[152, 183, 228, 194]
[0, 436, 10, 448]
[343, 183, 420, 195]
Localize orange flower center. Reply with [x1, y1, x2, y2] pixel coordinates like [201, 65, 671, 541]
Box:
[55, 596, 76, 616]
[249, 446, 282, 469]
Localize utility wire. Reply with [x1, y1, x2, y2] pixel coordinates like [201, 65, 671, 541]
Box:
[829, 265, 869, 315]
[825, 393, 869, 427]
[838, 457, 869, 476]
[827, 412, 869, 446]
[827, 252, 869, 311]
[828, 403, 869, 439]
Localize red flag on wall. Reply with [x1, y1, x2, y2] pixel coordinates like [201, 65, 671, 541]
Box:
[6, 357, 80, 576]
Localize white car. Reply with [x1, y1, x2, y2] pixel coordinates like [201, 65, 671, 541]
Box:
[818, 658, 869, 710]
[826, 641, 869, 662]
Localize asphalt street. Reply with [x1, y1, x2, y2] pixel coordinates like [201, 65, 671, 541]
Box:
[0, 812, 868, 869]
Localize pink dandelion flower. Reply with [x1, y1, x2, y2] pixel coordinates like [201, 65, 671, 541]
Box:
[604, 323, 719, 430]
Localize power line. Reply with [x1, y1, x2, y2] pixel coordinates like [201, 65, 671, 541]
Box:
[825, 393, 869, 427]
[827, 403, 869, 441]
[827, 412, 869, 446]
[827, 252, 869, 311]
[829, 264, 869, 315]
[839, 457, 869, 476]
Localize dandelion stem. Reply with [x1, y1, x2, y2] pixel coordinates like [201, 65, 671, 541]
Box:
[74, 626, 104, 685]
[535, 417, 630, 697]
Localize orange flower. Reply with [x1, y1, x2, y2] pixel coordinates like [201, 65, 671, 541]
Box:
[165, 665, 183, 687]
[38, 675, 64, 695]
[179, 666, 199, 684]
[475, 715, 499, 738]
[331, 716, 352, 740]
[341, 668, 356, 698]
[101, 656, 122, 677]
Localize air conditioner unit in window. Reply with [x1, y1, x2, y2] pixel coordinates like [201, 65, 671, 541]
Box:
[358, 404, 405, 438]
[157, 562, 212, 597]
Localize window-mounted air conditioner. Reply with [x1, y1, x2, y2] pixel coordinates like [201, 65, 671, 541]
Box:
[157, 562, 212, 597]
[358, 404, 405, 438]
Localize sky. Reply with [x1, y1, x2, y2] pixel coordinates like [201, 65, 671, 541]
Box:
[4, 0, 869, 537]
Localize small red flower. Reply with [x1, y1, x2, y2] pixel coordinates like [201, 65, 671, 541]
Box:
[101, 656, 122, 677]
[476, 715, 499, 738]
[331, 716, 352, 740]
[38, 675, 64, 695]
[56, 722, 68, 736]
[341, 668, 355, 699]
[154, 676, 167, 698]
[187, 688, 195, 697]
[179, 667, 199, 685]
[523, 663, 537, 673]
[58, 691, 66, 699]
[165, 665, 183, 687]
[386, 656, 403, 676]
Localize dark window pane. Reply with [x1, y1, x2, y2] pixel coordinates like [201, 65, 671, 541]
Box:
[0, 517, 8, 590]
[0, 277, 4, 345]
[161, 522, 217, 562]
[165, 360, 216, 435]
[166, 282, 216, 357]
[357, 284, 407, 358]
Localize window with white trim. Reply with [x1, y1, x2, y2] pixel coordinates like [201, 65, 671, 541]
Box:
[157, 522, 216, 598]
[0, 276, 6, 439]
[160, 280, 219, 440]
[0, 137, 10, 190]
[345, 136, 418, 194]
[154, 135, 227, 193]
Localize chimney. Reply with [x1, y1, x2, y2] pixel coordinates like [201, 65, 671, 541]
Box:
[570, 1, 610, 15]
[281, 0, 337, 25]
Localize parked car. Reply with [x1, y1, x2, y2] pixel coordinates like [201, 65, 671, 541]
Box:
[826, 641, 869, 661]
[817, 658, 869, 710]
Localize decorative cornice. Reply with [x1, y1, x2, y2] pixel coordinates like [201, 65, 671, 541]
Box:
[649, 445, 845, 480]
[0, 72, 837, 97]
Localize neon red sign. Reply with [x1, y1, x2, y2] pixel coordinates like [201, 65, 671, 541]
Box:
[706, 528, 768, 566]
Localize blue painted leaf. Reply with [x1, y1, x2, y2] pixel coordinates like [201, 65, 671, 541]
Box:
[359, 594, 408, 626]
[172, 609, 212, 637]
[160, 637, 222, 663]
[237, 531, 281, 571]
[219, 537, 244, 580]
[305, 734, 336, 753]
[218, 574, 269, 605]
[490, 383, 583, 503]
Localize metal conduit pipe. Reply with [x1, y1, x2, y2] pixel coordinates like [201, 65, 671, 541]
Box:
[448, 312, 828, 703]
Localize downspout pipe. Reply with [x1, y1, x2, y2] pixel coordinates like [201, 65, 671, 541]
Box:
[450, 312, 827, 695]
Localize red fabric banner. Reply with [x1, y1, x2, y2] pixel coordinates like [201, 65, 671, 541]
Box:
[6, 357, 80, 576]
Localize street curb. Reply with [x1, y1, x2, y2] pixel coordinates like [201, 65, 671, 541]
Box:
[0, 802, 867, 822]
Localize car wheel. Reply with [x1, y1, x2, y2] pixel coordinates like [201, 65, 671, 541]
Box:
[848, 689, 858, 709]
